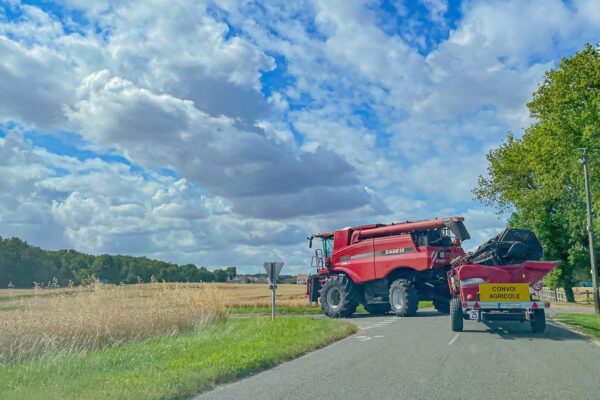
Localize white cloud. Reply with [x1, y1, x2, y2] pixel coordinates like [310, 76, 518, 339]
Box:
[1, 0, 599, 273]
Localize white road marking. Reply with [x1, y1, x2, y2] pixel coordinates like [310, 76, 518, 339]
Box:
[356, 334, 385, 341]
[448, 333, 460, 346]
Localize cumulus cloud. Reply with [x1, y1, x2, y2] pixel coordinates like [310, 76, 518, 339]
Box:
[0, 127, 313, 270]
[1, 0, 599, 273]
[64, 70, 381, 218]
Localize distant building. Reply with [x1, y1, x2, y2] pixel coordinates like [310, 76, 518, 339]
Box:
[230, 275, 268, 284]
[296, 274, 308, 285]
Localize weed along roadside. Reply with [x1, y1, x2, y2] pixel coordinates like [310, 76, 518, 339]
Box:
[0, 283, 357, 400]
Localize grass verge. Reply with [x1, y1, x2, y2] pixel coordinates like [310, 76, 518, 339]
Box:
[553, 313, 600, 340]
[0, 316, 356, 400]
[227, 305, 324, 315]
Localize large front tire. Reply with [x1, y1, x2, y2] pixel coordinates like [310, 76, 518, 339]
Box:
[450, 298, 463, 332]
[320, 275, 359, 318]
[389, 279, 419, 317]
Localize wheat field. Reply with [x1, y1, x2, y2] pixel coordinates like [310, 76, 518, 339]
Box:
[0, 282, 307, 364]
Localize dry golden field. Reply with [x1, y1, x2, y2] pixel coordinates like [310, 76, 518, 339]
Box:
[0, 282, 308, 364]
[216, 283, 308, 307]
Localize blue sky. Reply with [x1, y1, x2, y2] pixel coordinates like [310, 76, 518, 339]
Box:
[0, 0, 599, 274]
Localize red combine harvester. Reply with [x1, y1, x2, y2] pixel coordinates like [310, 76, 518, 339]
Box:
[307, 217, 470, 318]
[448, 229, 559, 333]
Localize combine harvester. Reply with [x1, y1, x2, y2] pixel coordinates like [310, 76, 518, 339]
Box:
[448, 229, 558, 333]
[307, 217, 470, 317]
[307, 218, 558, 334]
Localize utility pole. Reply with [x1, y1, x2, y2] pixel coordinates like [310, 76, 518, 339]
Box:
[579, 149, 600, 314]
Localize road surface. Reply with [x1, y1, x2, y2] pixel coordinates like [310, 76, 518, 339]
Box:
[196, 310, 600, 400]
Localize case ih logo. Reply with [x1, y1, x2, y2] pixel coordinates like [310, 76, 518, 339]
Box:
[384, 248, 405, 255]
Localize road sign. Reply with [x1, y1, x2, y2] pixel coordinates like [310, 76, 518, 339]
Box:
[263, 261, 284, 320]
[263, 261, 284, 283]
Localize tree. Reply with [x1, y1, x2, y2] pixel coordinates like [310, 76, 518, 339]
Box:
[475, 44, 600, 301]
[213, 269, 228, 282]
[225, 267, 237, 280]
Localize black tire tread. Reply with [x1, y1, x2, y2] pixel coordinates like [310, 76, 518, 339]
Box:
[320, 275, 359, 318]
[450, 297, 463, 332]
[530, 309, 546, 333]
[389, 279, 419, 317]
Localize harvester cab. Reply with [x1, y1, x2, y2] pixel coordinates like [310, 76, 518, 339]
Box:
[308, 233, 334, 271]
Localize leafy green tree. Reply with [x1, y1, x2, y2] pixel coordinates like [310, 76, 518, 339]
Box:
[0, 236, 236, 287]
[475, 44, 600, 301]
[213, 269, 228, 282]
[225, 267, 237, 280]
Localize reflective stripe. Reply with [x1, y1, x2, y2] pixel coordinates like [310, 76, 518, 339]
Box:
[464, 301, 545, 310]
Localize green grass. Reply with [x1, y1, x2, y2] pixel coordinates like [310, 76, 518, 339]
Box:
[419, 301, 433, 309]
[0, 316, 356, 400]
[551, 301, 594, 307]
[228, 301, 433, 316]
[554, 313, 600, 340]
[0, 305, 22, 312]
[227, 305, 324, 315]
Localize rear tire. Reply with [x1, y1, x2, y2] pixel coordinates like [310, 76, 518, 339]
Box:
[433, 296, 450, 314]
[450, 298, 463, 332]
[389, 279, 419, 317]
[530, 309, 546, 333]
[320, 275, 359, 318]
[364, 303, 391, 315]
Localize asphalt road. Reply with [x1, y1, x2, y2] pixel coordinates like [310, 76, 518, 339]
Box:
[196, 310, 600, 400]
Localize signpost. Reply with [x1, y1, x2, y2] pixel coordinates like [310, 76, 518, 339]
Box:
[579, 149, 600, 315]
[263, 261, 284, 320]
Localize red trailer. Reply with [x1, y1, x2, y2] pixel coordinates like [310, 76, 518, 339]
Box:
[448, 229, 559, 333]
[307, 217, 470, 318]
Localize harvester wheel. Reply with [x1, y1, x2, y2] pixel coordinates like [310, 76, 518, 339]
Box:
[450, 298, 463, 332]
[389, 279, 419, 317]
[530, 309, 546, 333]
[364, 303, 391, 315]
[320, 275, 359, 318]
[432, 296, 451, 314]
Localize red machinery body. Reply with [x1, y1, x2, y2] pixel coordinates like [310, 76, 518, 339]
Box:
[308, 217, 470, 317]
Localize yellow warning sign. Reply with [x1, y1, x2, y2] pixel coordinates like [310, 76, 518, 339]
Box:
[479, 283, 529, 302]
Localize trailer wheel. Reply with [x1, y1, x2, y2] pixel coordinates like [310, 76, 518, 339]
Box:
[320, 275, 359, 318]
[433, 296, 450, 314]
[364, 303, 391, 315]
[450, 298, 463, 332]
[389, 279, 419, 317]
[530, 309, 546, 333]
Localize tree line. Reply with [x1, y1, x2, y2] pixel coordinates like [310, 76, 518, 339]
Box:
[0, 236, 236, 288]
[475, 44, 600, 301]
